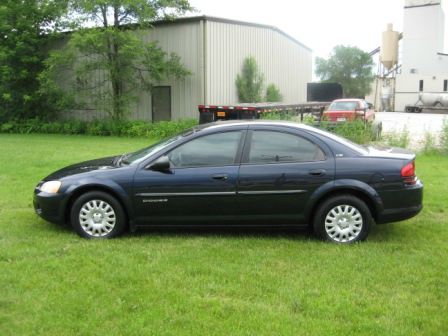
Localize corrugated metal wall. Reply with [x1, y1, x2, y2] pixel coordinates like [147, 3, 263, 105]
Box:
[59, 17, 312, 121]
[134, 21, 204, 120]
[205, 20, 312, 105]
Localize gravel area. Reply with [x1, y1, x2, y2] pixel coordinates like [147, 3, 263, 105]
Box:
[376, 112, 447, 149]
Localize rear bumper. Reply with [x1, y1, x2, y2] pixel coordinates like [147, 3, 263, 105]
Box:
[377, 204, 423, 224]
[377, 180, 423, 224]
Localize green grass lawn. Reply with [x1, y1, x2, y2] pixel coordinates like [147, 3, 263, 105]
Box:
[1, 134, 447, 335]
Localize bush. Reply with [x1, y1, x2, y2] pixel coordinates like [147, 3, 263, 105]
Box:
[326, 120, 375, 144]
[0, 118, 198, 138]
[421, 131, 438, 155]
[441, 119, 448, 154]
[266, 84, 283, 102]
[383, 128, 410, 148]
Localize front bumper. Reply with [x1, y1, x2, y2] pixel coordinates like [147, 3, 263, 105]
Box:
[33, 191, 67, 225]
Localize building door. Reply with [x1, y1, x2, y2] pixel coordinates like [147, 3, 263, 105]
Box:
[152, 86, 171, 121]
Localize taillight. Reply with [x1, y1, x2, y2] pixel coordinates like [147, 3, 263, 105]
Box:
[401, 161, 416, 185]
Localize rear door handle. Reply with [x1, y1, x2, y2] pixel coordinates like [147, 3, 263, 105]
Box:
[211, 174, 229, 181]
[309, 169, 326, 176]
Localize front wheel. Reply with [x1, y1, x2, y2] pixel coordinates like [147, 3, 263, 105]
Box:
[313, 195, 373, 244]
[70, 191, 127, 239]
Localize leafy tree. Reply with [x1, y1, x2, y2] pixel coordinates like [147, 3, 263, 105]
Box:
[266, 83, 282, 102]
[43, 0, 192, 120]
[235, 56, 264, 103]
[315, 45, 374, 98]
[0, 0, 69, 122]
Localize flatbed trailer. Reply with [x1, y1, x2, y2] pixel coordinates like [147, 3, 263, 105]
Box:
[198, 102, 330, 124]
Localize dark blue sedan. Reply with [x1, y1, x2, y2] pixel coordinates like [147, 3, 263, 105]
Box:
[34, 121, 423, 243]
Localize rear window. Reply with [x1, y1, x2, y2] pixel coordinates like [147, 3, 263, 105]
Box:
[329, 101, 358, 111]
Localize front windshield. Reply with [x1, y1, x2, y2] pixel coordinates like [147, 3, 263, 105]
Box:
[122, 129, 194, 165]
[329, 101, 358, 111]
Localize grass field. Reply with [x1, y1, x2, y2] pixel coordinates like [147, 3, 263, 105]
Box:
[1, 134, 447, 335]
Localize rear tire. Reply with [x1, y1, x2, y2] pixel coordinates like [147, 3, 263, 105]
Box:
[70, 191, 127, 239]
[313, 195, 373, 244]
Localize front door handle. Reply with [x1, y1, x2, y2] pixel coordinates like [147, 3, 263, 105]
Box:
[211, 174, 229, 181]
[309, 169, 326, 176]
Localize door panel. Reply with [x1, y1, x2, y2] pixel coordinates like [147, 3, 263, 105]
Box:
[133, 166, 239, 224]
[133, 130, 245, 225]
[237, 161, 333, 222]
[237, 129, 334, 223]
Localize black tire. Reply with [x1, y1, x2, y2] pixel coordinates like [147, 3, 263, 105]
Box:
[313, 195, 373, 244]
[70, 191, 127, 239]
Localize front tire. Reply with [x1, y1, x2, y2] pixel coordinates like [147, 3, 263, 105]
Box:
[313, 195, 373, 244]
[70, 191, 126, 239]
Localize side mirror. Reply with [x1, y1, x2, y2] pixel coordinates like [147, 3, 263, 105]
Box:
[147, 155, 171, 171]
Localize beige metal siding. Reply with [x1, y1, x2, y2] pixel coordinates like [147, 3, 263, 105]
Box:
[135, 21, 203, 120]
[205, 20, 312, 105]
[56, 17, 312, 121]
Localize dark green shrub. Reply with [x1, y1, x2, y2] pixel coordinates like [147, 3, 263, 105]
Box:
[329, 120, 374, 144]
[0, 118, 198, 138]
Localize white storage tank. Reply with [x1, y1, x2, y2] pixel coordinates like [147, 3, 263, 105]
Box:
[380, 24, 399, 70]
[419, 92, 441, 106]
[440, 93, 448, 107]
[405, 0, 440, 6]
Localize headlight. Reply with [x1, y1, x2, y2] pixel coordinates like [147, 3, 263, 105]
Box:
[40, 181, 62, 194]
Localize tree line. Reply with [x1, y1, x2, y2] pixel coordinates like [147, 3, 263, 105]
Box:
[0, 1, 374, 123]
[0, 0, 191, 122]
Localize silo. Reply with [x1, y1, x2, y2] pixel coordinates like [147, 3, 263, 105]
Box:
[380, 24, 399, 70]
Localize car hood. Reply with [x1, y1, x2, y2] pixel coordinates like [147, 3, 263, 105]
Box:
[44, 156, 119, 180]
[364, 146, 415, 160]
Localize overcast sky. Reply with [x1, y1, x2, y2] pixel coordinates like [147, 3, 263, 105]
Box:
[188, 0, 448, 59]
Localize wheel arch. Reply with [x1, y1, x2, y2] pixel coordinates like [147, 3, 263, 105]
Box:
[64, 184, 132, 226]
[306, 183, 383, 225]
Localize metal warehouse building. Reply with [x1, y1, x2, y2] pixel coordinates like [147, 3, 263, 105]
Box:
[69, 16, 312, 121]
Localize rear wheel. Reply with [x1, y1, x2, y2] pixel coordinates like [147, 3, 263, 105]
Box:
[313, 195, 373, 244]
[70, 191, 126, 239]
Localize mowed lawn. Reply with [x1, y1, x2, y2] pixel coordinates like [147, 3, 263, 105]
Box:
[1, 133, 447, 336]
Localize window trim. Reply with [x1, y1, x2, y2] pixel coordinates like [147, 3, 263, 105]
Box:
[241, 129, 327, 166]
[163, 130, 246, 169]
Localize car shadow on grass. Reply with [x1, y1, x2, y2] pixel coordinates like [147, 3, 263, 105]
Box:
[132, 226, 316, 242]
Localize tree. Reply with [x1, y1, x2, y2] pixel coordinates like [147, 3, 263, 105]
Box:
[315, 45, 374, 98]
[43, 0, 192, 120]
[266, 83, 282, 102]
[0, 0, 69, 122]
[235, 56, 264, 103]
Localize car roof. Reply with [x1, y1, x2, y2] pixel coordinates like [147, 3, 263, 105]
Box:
[331, 99, 363, 103]
[195, 120, 317, 132]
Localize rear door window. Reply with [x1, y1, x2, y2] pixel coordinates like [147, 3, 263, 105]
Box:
[247, 131, 325, 164]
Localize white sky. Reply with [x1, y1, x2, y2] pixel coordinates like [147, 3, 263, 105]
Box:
[188, 0, 448, 59]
